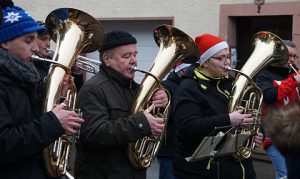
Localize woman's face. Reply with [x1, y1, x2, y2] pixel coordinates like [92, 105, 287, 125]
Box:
[202, 48, 231, 78]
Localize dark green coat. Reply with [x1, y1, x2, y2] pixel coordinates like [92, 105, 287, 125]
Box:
[75, 65, 151, 179]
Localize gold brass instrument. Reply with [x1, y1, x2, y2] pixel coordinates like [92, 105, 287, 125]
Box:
[227, 31, 288, 160]
[31, 54, 101, 74]
[128, 25, 200, 169]
[42, 8, 105, 177]
[74, 55, 101, 73]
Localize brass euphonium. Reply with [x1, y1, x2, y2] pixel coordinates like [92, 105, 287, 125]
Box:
[42, 8, 105, 177]
[226, 31, 288, 160]
[128, 25, 199, 169]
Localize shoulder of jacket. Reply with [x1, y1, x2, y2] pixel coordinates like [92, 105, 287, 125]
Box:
[178, 78, 199, 93]
[84, 71, 110, 87]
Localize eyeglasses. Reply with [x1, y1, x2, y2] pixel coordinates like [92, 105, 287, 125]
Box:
[289, 54, 299, 59]
[211, 55, 232, 61]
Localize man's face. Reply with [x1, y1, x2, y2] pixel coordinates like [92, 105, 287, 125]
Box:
[104, 44, 137, 79]
[36, 33, 51, 58]
[286, 45, 298, 68]
[1, 32, 39, 64]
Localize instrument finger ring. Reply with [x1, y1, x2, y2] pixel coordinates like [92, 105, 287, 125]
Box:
[145, 109, 150, 113]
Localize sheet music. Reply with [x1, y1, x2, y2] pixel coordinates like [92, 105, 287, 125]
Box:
[186, 132, 226, 162]
[186, 132, 252, 162]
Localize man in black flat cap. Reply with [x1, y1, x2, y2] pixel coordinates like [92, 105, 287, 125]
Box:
[75, 30, 169, 179]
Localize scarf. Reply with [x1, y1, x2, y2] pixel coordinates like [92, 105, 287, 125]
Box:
[0, 48, 40, 83]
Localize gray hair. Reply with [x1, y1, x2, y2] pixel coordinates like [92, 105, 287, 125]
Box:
[283, 40, 296, 48]
[99, 49, 115, 63]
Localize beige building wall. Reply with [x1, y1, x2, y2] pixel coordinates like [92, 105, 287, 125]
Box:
[220, 0, 299, 3]
[14, 0, 297, 39]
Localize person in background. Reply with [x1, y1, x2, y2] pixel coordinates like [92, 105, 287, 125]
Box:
[0, 5, 84, 179]
[157, 62, 191, 179]
[172, 33, 263, 179]
[33, 21, 84, 90]
[256, 40, 300, 179]
[75, 30, 169, 179]
[263, 103, 300, 179]
[33, 21, 52, 79]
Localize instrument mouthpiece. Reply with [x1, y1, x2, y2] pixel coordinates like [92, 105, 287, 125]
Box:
[289, 63, 300, 74]
[128, 65, 137, 72]
[225, 66, 232, 71]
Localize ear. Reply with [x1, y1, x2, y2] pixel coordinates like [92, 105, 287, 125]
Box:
[102, 53, 110, 66]
[0, 42, 9, 50]
[202, 60, 209, 68]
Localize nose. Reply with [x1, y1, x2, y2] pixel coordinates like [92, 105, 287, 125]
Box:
[46, 41, 51, 48]
[32, 41, 40, 53]
[130, 55, 137, 65]
[224, 57, 231, 66]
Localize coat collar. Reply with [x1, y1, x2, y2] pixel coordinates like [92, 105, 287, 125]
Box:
[100, 64, 135, 87]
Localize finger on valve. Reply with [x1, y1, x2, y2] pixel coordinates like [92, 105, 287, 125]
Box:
[144, 104, 155, 113]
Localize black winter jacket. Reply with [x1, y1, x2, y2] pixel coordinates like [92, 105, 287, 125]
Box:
[256, 66, 299, 106]
[173, 68, 256, 179]
[157, 71, 181, 159]
[75, 65, 151, 179]
[0, 49, 64, 179]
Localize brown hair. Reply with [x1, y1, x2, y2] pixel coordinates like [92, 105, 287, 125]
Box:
[263, 103, 300, 155]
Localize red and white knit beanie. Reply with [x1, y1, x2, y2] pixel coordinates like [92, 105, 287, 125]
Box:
[195, 34, 229, 66]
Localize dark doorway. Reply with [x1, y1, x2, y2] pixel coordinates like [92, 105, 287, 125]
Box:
[235, 15, 292, 69]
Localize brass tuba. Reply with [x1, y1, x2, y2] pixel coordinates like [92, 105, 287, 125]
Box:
[42, 8, 105, 177]
[226, 31, 288, 160]
[128, 25, 200, 169]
